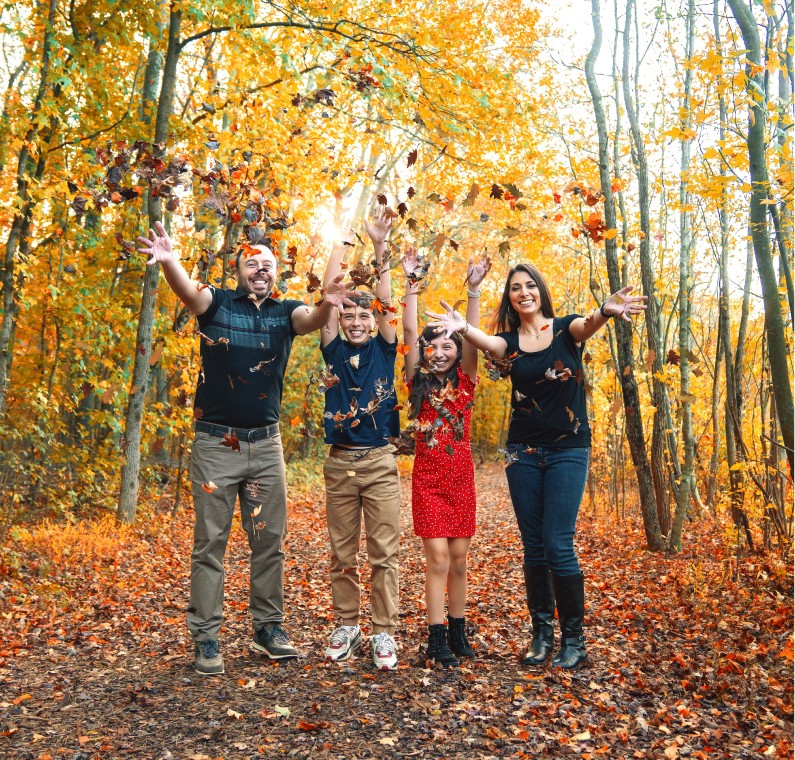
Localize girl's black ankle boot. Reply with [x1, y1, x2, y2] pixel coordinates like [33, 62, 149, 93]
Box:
[426, 624, 459, 668]
[447, 615, 475, 658]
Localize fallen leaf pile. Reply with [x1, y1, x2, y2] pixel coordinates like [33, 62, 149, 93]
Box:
[1, 465, 791, 759]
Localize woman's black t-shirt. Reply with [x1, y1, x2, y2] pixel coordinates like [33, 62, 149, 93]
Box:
[496, 314, 591, 448]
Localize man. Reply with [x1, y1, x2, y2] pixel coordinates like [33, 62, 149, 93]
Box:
[139, 221, 352, 676]
[319, 206, 402, 670]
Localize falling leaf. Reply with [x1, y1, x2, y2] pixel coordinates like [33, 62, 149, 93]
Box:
[462, 183, 480, 206]
[406, 148, 418, 167]
[221, 432, 241, 452]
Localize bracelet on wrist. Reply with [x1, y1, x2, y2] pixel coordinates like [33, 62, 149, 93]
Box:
[599, 303, 613, 319]
[461, 322, 470, 336]
[467, 289, 481, 298]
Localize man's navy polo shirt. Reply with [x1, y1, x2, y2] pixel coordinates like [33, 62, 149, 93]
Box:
[194, 286, 304, 428]
[321, 332, 400, 447]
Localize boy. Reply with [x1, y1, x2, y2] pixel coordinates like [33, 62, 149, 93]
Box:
[319, 205, 402, 670]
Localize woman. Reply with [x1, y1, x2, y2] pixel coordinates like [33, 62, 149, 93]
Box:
[429, 262, 646, 669]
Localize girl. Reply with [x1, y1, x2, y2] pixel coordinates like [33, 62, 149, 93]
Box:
[402, 247, 491, 668]
[429, 263, 646, 669]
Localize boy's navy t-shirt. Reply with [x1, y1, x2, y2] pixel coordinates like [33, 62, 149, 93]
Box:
[321, 332, 400, 447]
[497, 314, 592, 448]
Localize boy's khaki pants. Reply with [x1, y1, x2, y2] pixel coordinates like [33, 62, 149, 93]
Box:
[323, 446, 401, 634]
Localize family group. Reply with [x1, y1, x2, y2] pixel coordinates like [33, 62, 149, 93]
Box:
[137, 204, 646, 676]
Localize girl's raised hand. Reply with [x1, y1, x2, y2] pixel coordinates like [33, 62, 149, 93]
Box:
[425, 300, 466, 338]
[466, 251, 492, 288]
[602, 285, 647, 321]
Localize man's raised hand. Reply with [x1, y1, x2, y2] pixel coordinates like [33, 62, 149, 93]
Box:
[324, 272, 356, 308]
[138, 221, 174, 266]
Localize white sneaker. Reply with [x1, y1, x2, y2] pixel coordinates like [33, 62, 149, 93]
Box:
[324, 625, 362, 662]
[371, 632, 398, 671]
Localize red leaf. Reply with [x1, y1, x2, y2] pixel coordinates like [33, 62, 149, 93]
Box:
[221, 432, 241, 452]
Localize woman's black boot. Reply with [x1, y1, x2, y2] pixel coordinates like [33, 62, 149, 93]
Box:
[447, 615, 475, 658]
[426, 624, 459, 668]
[522, 564, 556, 665]
[551, 572, 588, 669]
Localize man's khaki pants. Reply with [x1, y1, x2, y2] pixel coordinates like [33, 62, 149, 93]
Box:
[188, 430, 287, 642]
[323, 446, 401, 634]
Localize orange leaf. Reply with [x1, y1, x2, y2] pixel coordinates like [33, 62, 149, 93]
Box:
[291, 415, 302, 426]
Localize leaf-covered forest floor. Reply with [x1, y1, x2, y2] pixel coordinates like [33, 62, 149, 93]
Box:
[2, 463, 792, 759]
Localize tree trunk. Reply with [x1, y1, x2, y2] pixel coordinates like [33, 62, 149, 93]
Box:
[117, 8, 182, 524]
[622, 0, 672, 536]
[0, 0, 58, 419]
[587, 0, 664, 550]
[670, 0, 696, 552]
[726, 0, 794, 476]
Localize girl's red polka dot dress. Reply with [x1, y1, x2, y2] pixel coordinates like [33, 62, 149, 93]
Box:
[411, 366, 477, 538]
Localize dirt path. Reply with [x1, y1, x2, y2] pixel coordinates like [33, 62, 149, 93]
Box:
[1, 463, 792, 759]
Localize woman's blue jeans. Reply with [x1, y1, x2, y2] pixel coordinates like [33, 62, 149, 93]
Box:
[505, 445, 590, 576]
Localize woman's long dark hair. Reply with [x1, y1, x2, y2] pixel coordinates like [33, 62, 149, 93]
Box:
[490, 262, 555, 333]
[407, 326, 462, 420]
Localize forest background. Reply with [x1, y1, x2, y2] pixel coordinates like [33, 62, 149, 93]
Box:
[0, 0, 790, 552]
[0, 0, 792, 757]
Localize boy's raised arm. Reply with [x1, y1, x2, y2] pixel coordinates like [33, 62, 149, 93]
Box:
[363, 205, 396, 344]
